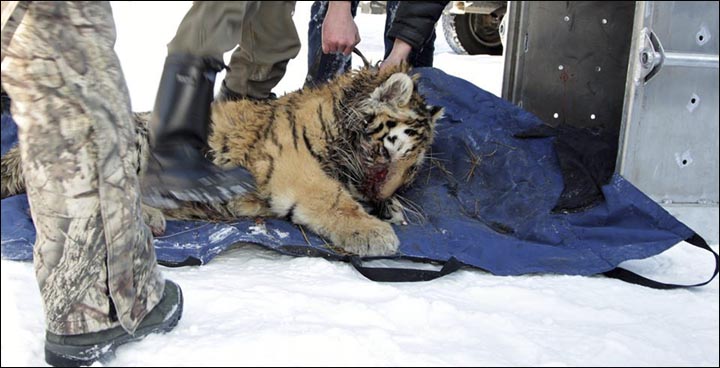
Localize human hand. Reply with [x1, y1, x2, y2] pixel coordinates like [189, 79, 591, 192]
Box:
[322, 1, 361, 56]
[379, 38, 412, 72]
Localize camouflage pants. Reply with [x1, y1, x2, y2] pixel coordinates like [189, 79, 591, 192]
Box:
[0, 1, 164, 335]
[168, 1, 300, 99]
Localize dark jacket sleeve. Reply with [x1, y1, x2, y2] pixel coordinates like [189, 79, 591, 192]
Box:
[387, 1, 449, 50]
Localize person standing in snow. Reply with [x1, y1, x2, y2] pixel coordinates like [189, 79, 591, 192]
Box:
[1, 2, 182, 366]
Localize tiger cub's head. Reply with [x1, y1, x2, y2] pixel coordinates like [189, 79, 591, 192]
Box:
[356, 69, 444, 202]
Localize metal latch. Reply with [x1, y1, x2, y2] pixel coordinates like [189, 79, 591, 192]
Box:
[638, 27, 664, 84]
[636, 27, 719, 85]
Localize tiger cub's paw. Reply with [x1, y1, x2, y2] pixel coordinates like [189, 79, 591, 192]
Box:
[142, 204, 166, 236]
[333, 218, 400, 257]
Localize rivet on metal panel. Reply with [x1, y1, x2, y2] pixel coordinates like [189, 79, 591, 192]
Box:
[640, 51, 652, 66]
[686, 93, 700, 113]
[563, 16, 570, 22]
[696, 26, 710, 46]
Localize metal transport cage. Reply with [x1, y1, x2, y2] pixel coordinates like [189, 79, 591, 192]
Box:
[502, 1, 719, 243]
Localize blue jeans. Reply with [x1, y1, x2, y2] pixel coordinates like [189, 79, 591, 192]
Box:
[305, 1, 436, 87]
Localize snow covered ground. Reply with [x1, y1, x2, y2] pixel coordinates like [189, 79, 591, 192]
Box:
[1, 2, 718, 366]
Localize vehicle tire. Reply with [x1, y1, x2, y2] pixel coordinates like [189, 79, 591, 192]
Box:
[442, 12, 504, 55]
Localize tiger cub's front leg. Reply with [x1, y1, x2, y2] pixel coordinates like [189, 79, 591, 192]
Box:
[270, 167, 399, 257]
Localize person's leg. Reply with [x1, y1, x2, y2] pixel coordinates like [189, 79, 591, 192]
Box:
[383, 1, 436, 68]
[306, 0, 327, 86]
[383, 1, 398, 60]
[167, 1, 263, 60]
[144, 1, 260, 208]
[1, 2, 180, 365]
[304, 1, 359, 88]
[222, 1, 301, 100]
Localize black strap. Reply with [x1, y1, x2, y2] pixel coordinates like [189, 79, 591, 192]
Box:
[158, 256, 203, 268]
[352, 47, 371, 68]
[350, 234, 717, 287]
[603, 233, 719, 289]
[159, 236, 716, 288]
[350, 256, 463, 282]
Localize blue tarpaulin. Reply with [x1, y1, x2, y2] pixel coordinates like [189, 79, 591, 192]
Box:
[2, 68, 716, 287]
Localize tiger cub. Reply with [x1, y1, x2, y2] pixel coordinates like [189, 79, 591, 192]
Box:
[1, 65, 443, 256]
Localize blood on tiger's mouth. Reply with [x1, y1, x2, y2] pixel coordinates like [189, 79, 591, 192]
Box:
[361, 164, 389, 201]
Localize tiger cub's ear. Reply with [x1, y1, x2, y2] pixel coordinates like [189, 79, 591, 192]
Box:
[370, 73, 414, 107]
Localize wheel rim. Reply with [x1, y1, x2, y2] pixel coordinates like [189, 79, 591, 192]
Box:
[468, 13, 502, 48]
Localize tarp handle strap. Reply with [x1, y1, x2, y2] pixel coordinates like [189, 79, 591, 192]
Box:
[350, 256, 463, 282]
[603, 233, 719, 289]
[350, 233, 718, 288]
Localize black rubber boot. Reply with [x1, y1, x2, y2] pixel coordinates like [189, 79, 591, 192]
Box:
[142, 54, 255, 209]
[44, 280, 183, 367]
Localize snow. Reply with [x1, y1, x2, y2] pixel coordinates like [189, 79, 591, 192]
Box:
[208, 227, 239, 244]
[248, 223, 268, 236]
[273, 229, 290, 239]
[1, 2, 718, 366]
